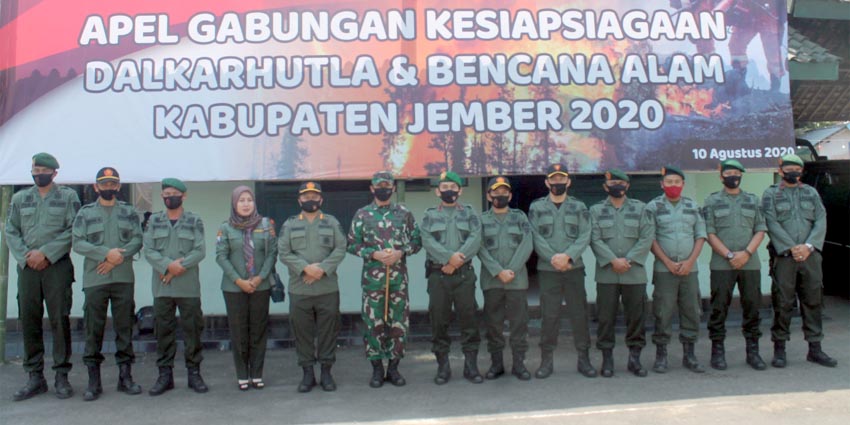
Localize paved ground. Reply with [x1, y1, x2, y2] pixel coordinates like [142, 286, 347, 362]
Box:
[1, 296, 848, 425]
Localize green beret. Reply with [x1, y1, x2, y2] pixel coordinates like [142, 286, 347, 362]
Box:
[604, 169, 630, 182]
[161, 178, 187, 193]
[487, 176, 512, 191]
[32, 152, 59, 170]
[779, 154, 804, 168]
[720, 159, 746, 173]
[439, 171, 462, 187]
[661, 165, 685, 179]
[371, 171, 394, 186]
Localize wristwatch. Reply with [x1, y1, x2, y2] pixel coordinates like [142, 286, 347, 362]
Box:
[805, 243, 814, 252]
[726, 251, 735, 260]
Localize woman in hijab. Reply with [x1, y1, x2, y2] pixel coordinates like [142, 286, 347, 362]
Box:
[216, 186, 277, 390]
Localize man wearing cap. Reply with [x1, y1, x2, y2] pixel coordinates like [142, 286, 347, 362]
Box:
[5, 153, 80, 401]
[143, 178, 209, 395]
[420, 171, 483, 384]
[528, 164, 597, 379]
[477, 176, 534, 381]
[72, 167, 144, 401]
[279, 181, 347, 392]
[646, 165, 706, 373]
[762, 154, 836, 368]
[589, 169, 654, 378]
[703, 159, 767, 371]
[347, 171, 422, 388]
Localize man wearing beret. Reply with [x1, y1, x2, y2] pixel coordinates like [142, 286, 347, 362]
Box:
[703, 160, 767, 371]
[5, 153, 80, 401]
[279, 182, 347, 392]
[646, 165, 706, 373]
[420, 171, 484, 384]
[762, 154, 836, 368]
[143, 178, 209, 395]
[528, 164, 597, 379]
[589, 169, 654, 377]
[477, 176, 534, 381]
[72, 167, 144, 400]
[347, 171, 422, 388]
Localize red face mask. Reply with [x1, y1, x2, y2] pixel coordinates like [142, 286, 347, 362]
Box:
[663, 186, 683, 199]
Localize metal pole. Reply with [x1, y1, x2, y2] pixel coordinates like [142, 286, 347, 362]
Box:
[0, 185, 13, 363]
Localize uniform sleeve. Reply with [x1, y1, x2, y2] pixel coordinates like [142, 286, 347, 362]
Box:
[180, 217, 206, 268]
[420, 212, 453, 265]
[318, 220, 347, 274]
[589, 208, 617, 267]
[346, 210, 378, 260]
[529, 205, 558, 262]
[278, 221, 310, 275]
[752, 195, 767, 233]
[458, 209, 482, 261]
[143, 219, 173, 275]
[403, 210, 422, 256]
[72, 210, 110, 261]
[806, 190, 827, 251]
[215, 223, 241, 284]
[120, 208, 143, 258]
[761, 188, 796, 254]
[4, 197, 29, 266]
[703, 197, 717, 235]
[564, 206, 591, 261]
[38, 190, 80, 263]
[693, 202, 707, 240]
[507, 213, 534, 273]
[625, 205, 655, 267]
[257, 219, 278, 280]
[476, 218, 505, 277]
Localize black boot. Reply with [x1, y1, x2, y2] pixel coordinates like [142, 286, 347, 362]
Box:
[12, 371, 48, 402]
[653, 345, 668, 374]
[385, 359, 406, 387]
[54, 372, 73, 399]
[117, 363, 142, 395]
[320, 364, 337, 391]
[83, 365, 102, 401]
[434, 353, 451, 385]
[807, 342, 838, 368]
[187, 367, 209, 393]
[535, 351, 554, 379]
[682, 342, 705, 373]
[710, 340, 727, 370]
[600, 349, 614, 378]
[628, 347, 648, 377]
[463, 351, 484, 384]
[485, 352, 505, 380]
[746, 338, 767, 370]
[148, 366, 174, 396]
[511, 352, 531, 381]
[369, 360, 384, 388]
[298, 366, 316, 393]
[771, 341, 786, 368]
[577, 349, 598, 378]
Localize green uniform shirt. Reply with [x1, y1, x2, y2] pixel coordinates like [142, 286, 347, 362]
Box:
[703, 190, 767, 270]
[278, 212, 346, 296]
[528, 195, 591, 271]
[420, 203, 482, 266]
[762, 183, 827, 254]
[143, 211, 206, 298]
[589, 197, 655, 284]
[72, 202, 143, 288]
[646, 195, 707, 273]
[215, 218, 278, 293]
[5, 185, 80, 267]
[477, 208, 533, 291]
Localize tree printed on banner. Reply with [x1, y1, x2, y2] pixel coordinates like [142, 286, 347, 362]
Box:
[529, 83, 558, 171]
[278, 128, 308, 179]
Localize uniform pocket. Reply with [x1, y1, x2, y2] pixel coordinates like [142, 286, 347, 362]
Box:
[623, 218, 640, 238]
[428, 221, 448, 244]
[20, 207, 37, 228]
[290, 228, 308, 251]
[563, 214, 579, 238]
[535, 214, 555, 238]
[598, 219, 616, 239]
[456, 220, 471, 240]
[775, 201, 792, 221]
[507, 225, 523, 248]
[483, 223, 499, 250]
[177, 229, 195, 253]
[713, 207, 732, 228]
[318, 226, 335, 248]
[87, 222, 105, 245]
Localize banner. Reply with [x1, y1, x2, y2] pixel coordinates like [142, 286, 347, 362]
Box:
[0, 0, 794, 184]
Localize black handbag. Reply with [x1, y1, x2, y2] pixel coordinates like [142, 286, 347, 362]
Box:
[262, 217, 285, 303]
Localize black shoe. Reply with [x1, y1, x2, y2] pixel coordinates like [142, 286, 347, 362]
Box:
[535, 351, 554, 379]
[485, 352, 505, 380]
[434, 353, 451, 385]
[148, 366, 174, 396]
[710, 340, 727, 370]
[12, 371, 48, 402]
[807, 342, 838, 368]
[187, 367, 209, 393]
[511, 352, 532, 381]
[463, 351, 484, 384]
[369, 360, 384, 388]
[298, 366, 316, 393]
[577, 349, 598, 378]
[117, 363, 142, 395]
[320, 364, 337, 391]
[653, 345, 668, 374]
[54, 372, 73, 399]
[627, 347, 648, 377]
[83, 365, 103, 402]
[682, 342, 705, 373]
[745, 338, 767, 371]
[385, 359, 406, 387]
[600, 349, 614, 378]
[771, 341, 786, 368]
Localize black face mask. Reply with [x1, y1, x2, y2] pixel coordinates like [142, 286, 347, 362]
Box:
[440, 190, 459, 204]
[163, 195, 183, 210]
[492, 195, 510, 209]
[373, 188, 393, 202]
[549, 183, 567, 196]
[606, 184, 627, 198]
[722, 175, 742, 189]
[32, 173, 53, 187]
[98, 189, 118, 201]
[782, 171, 801, 184]
[300, 200, 320, 213]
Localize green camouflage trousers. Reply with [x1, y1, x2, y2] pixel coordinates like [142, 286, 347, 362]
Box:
[362, 282, 410, 361]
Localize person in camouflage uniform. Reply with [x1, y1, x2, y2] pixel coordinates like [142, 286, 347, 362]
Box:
[347, 171, 422, 388]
